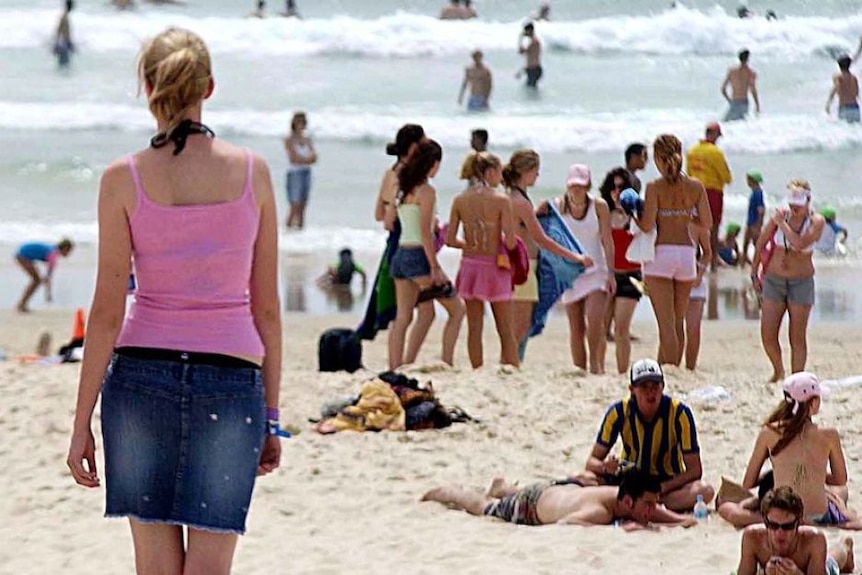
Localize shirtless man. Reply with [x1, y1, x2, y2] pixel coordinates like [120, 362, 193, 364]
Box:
[440, 0, 463, 20]
[736, 486, 855, 575]
[422, 471, 696, 529]
[458, 51, 493, 112]
[721, 49, 760, 121]
[54, 0, 74, 68]
[249, 0, 266, 18]
[825, 55, 860, 123]
[519, 23, 543, 88]
[281, 0, 300, 18]
[535, 3, 551, 21]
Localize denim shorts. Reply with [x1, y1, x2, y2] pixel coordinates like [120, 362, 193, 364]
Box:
[390, 246, 430, 279]
[286, 167, 311, 205]
[101, 353, 265, 534]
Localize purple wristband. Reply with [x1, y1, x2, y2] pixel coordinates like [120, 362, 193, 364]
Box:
[266, 407, 279, 421]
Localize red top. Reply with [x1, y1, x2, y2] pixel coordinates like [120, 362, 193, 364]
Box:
[612, 228, 640, 272]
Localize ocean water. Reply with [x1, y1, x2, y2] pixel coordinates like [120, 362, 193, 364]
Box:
[1, 0, 861, 317]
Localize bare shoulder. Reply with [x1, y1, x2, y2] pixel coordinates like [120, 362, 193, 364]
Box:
[798, 526, 827, 546]
[742, 523, 767, 543]
[818, 425, 841, 442]
[100, 155, 137, 206]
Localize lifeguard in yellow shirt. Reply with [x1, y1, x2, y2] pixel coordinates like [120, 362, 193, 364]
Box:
[686, 122, 732, 270]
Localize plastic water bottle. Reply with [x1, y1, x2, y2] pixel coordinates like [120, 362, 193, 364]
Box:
[693, 494, 709, 522]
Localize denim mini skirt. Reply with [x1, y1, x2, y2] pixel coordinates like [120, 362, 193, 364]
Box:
[101, 353, 265, 534]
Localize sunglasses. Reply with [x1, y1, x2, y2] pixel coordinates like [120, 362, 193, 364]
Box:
[764, 518, 798, 531]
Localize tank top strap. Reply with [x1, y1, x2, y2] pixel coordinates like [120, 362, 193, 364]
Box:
[243, 148, 255, 202]
[126, 154, 147, 203]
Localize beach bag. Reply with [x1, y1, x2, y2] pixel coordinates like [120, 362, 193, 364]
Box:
[625, 221, 657, 264]
[318, 328, 362, 373]
[508, 237, 530, 286]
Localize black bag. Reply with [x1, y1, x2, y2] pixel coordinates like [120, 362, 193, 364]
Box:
[318, 328, 362, 373]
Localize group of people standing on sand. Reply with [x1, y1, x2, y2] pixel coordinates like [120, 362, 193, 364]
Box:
[356, 118, 832, 386]
[424, 361, 860, 574]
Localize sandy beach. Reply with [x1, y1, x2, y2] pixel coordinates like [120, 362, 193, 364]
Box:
[1, 310, 861, 574]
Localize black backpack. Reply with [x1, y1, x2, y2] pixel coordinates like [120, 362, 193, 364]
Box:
[318, 328, 362, 373]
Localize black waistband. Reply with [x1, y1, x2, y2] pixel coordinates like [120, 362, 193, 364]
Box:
[115, 347, 259, 369]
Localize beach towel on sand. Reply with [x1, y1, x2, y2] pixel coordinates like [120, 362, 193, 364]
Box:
[357, 222, 400, 341]
[315, 379, 406, 433]
[529, 202, 585, 337]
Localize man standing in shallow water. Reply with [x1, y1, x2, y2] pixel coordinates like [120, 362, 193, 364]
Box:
[826, 55, 860, 123]
[721, 49, 760, 121]
[518, 23, 543, 88]
[458, 50, 493, 112]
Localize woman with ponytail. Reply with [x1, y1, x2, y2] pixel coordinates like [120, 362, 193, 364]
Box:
[717, 372, 858, 529]
[503, 149, 592, 361]
[387, 139, 465, 369]
[446, 151, 519, 368]
[636, 135, 712, 366]
[68, 28, 281, 572]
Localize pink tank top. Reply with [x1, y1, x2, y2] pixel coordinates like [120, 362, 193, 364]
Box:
[116, 151, 264, 357]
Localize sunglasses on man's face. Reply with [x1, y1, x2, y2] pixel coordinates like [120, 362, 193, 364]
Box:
[764, 518, 798, 531]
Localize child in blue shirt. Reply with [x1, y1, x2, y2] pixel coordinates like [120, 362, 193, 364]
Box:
[15, 238, 74, 312]
[741, 170, 765, 267]
[816, 207, 849, 256]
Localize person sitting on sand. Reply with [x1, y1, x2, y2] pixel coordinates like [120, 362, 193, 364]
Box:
[718, 372, 862, 530]
[15, 238, 74, 313]
[575, 359, 715, 512]
[317, 248, 367, 289]
[422, 470, 697, 529]
[717, 222, 742, 266]
[736, 486, 856, 575]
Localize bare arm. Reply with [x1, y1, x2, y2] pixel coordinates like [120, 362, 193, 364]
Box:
[826, 76, 839, 113]
[742, 428, 771, 489]
[736, 530, 761, 575]
[445, 197, 465, 250]
[518, 201, 586, 262]
[249, 156, 283, 475]
[826, 429, 849, 485]
[660, 452, 703, 496]
[585, 443, 613, 476]
[68, 160, 134, 487]
[557, 503, 613, 526]
[751, 219, 778, 271]
[721, 71, 732, 102]
[501, 196, 517, 250]
[694, 185, 714, 230]
[595, 199, 615, 290]
[637, 182, 658, 233]
[777, 214, 824, 251]
[751, 73, 761, 113]
[419, 186, 442, 271]
[650, 506, 698, 527]
[854, 37, 862, 63]
[458, 70, 468, 104]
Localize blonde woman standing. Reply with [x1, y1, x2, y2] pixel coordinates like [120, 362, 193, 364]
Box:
[67, 28, 282, 573]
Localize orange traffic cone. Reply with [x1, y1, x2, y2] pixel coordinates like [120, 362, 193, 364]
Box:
[72, 308, 86, 341]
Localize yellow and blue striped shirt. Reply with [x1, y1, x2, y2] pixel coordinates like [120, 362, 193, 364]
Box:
[596, 395, 700, 479]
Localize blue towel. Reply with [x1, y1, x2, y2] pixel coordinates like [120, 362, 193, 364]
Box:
[529, 202, 585, 337]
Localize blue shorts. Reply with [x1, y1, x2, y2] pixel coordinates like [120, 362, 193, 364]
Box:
[286, 167, 311, 205]
[839, 104, 861, 124]
[467, 95, 488, 111]
[390, 246, 430, 279]
[101, 353, 266, 534]
[724, 99, 749, 121]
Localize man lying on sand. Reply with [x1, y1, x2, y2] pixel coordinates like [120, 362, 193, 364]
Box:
[422, 470, 697, 530]
[736, 486, 855, 575]
[574, 359, 715, 512]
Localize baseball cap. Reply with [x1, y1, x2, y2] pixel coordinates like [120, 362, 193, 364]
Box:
[746, 170, 763, 183]
[782, 372, 828, 404]
[706, 121, 722, 136]
[629, 359, 664, 386]
[566, 163, 591, 187]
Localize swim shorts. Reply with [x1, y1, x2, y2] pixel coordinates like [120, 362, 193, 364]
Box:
[724, 99, 749, 122]
[614, 270, 643, 301]
[641, 245, 697, 282]
[838, 104, 861, 124]
[484, 482, 547, 525]
[525, 66, 543, 88]
[761, 274, 815, 306]
[467, 95, 489, 112]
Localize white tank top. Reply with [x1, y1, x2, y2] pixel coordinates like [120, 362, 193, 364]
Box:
[560, 198, 607, 272]
[288, 139, 313, 170]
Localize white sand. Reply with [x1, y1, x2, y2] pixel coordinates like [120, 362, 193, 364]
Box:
[1, 310, 860, 574]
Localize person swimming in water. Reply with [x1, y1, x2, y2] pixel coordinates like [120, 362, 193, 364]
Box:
[54, 0, 74, 68]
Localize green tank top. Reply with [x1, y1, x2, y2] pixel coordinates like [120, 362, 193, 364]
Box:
[398, 203, 422, 245]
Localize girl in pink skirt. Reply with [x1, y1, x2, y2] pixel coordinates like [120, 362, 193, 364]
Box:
[446, 152, 519, 368]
